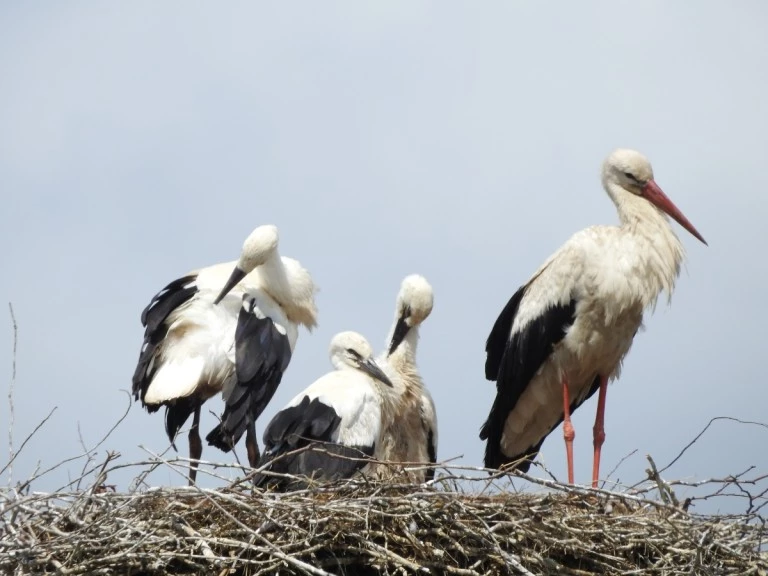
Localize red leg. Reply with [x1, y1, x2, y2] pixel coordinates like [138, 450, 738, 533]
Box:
[561, 375, 575, 484]
[592, 375, 609, 488]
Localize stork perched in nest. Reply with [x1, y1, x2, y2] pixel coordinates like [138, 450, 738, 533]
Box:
[255, 331, 398, 489]
[132, 225, 317, 484]
[374, 275, 437, 482]
[480, 149, 707, 487]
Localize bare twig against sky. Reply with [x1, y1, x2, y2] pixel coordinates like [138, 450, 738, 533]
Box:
[6, 303, 16, 487]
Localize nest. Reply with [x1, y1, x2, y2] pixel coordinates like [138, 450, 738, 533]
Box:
[2, 457, 767, 576]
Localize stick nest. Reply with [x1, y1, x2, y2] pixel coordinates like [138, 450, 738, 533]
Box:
[2, 464, 767, 576]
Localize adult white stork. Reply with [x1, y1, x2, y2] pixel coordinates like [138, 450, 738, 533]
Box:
[375, 275, 438, 482]
[255, 331, 397, 489]
[132, 225, 317, 484]
[480, 149, 707, 487]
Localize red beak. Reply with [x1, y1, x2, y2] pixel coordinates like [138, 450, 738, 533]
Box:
[642, 180, 708, 246]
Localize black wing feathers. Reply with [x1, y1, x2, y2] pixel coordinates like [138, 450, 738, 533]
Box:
[480, 282, 578, 469]
[485, 284, 527, 381]
[255, 396, 373, 490]
[205, 296, 292, 453]
[141, 275, 199, 335]
[263, 396, 340, 453]
[164, 395, 201, 447]
[425, 428, 437, 482]
[132, 274, 198, 403]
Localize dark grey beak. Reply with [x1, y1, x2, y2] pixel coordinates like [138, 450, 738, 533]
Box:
[358, 358, 393, 387]
[214, 266, 246, 305]
[388, 307, 411, 355]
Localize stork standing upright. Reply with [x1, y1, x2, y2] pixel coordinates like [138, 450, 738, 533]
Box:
[256, 331, 398, 489]
[132, 225, 317, 484]
[374, 275, 438, 482]
[480, 149, 707, 487]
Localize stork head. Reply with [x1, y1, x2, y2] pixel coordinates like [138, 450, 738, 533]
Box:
[214, 225, 280, 305]
[388, 274, 434, 355]
[330, 331, 393, 387]
[602, 149, 707, 245]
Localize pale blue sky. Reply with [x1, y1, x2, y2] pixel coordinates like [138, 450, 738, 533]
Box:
[1, 2, 767, 513]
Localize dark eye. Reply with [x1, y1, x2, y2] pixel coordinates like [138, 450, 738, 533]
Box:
[623, 171, 640, 183]
[347, 348, 361, 359]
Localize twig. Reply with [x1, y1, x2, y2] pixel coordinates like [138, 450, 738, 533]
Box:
[604, 448, 638, 485]
[0, 407, 57, 479]
[645, 454, 679, 507]
[7, 303, 17, 487]
[660, 416, 768, 474]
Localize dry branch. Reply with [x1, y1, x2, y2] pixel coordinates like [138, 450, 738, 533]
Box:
[1, 458, 767, 576]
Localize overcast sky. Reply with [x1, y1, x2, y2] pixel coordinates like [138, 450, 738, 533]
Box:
[2, 2, 767, 514]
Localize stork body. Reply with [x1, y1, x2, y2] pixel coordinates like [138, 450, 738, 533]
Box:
[481, 149, 706, 487]
[256, 331, 397, 489]
[132, 225, 317, 484]
[374, 275, 438, 482]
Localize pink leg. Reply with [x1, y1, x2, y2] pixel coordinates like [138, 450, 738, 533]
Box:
[591, 375, 609, 488]
[562, 376, 575, 484]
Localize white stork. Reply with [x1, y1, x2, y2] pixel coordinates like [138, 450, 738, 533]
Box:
[374, 274, 438, 482]
[480, 149, 707, 487]
[132, 225, 317, 484]
[255, 331, 397, 489]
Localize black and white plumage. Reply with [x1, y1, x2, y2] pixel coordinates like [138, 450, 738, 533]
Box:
[132, 224, 317, 484]
[375, 274, 437, 482]
[480, 149, 706, 487]
[205, 295, 292, 465]
[256, 331, 396, 490]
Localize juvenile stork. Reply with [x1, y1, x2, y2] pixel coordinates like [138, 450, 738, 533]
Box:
[132, 225, 317, 484]
[374, 275, 437, 482]
[255, 331, 397, 489]
[480, 149, 707, 487]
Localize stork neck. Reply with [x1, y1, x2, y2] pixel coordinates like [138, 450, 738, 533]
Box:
[255, 254, 317, 329]
[387, 324, 420, 367]
[256, 252, 290, 297]
[608, 182, 658, 227]
[375, 358, 414, 421]
[607, 182, 686, 305]
[387, 326, 425, 398]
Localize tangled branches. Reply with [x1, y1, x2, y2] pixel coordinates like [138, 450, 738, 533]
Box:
[2, 312, 768, 575]
[1, 456, 767, 576]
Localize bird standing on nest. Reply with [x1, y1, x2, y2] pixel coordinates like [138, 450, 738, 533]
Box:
[374, 274, 437, 482]
[481, 149, 707, 487]
[132, 225, 317, 484]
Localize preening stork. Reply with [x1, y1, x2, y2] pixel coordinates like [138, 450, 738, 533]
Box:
[480, 149, 707, 487]
[255, 331, 397, 489]
[374, 275, 438, 482]
[132, 225, 317, 484]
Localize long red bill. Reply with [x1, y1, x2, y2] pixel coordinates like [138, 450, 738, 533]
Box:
[642, 180, 708, 245]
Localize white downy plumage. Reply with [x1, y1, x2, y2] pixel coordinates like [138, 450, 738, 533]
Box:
[374, 274, 437, 482]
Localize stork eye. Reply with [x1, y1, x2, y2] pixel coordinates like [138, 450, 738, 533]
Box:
[346, 348, 361, 359]
[623, 171, 640, 183]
